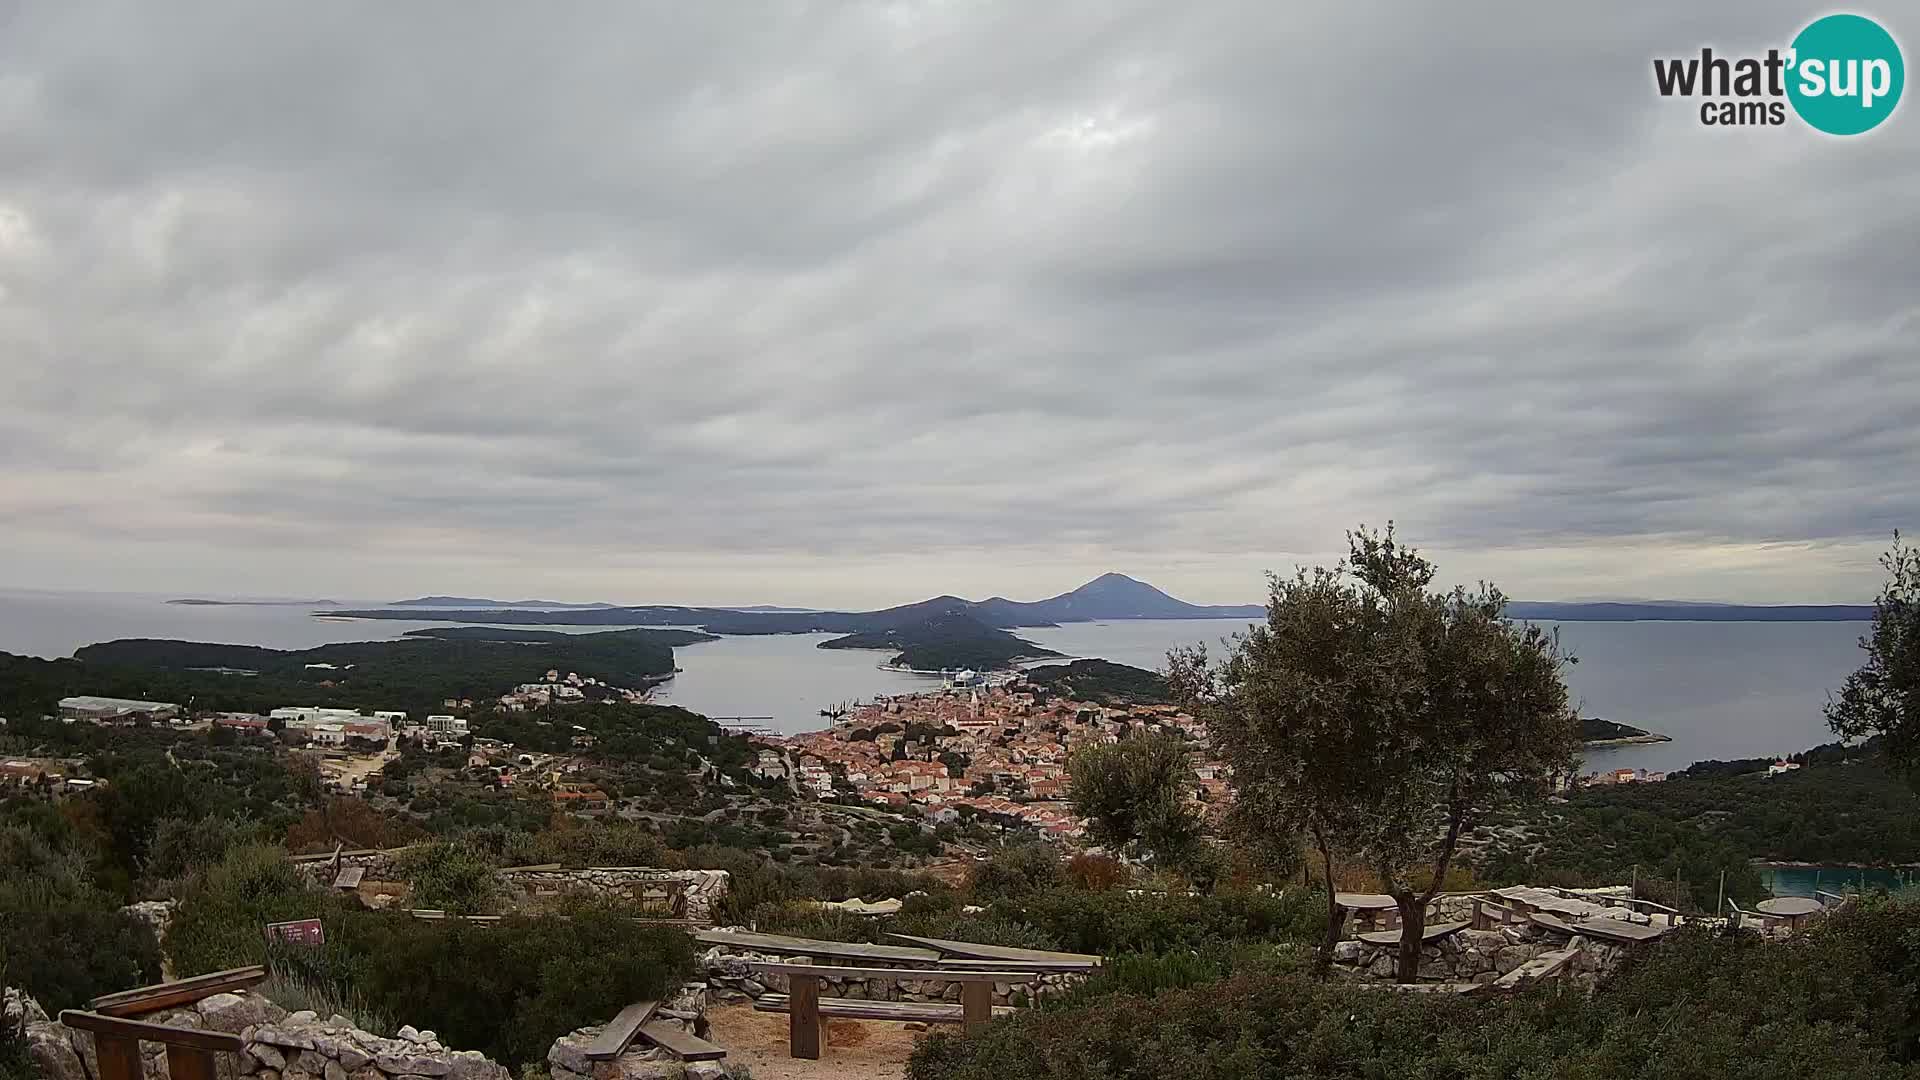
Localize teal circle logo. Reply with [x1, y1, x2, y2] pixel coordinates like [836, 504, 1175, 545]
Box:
[1787, 14, 1904, 135]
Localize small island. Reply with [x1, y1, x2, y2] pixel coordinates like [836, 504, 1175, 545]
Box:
[1581, 716, 1672, 746]
[167, 598, 339, 606]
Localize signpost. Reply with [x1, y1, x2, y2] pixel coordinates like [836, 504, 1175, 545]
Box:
[264, 919, 325, 947]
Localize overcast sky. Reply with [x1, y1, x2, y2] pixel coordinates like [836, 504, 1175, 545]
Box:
[1, 2, 1915, 609]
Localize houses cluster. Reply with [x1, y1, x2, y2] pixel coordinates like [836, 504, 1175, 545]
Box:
[497, 668, 648, 710]
[266, 706, 403, 748]
[769, 680, 1220, 841]
[1590, 766, 1670, 785]
[0, 758, 96, 795]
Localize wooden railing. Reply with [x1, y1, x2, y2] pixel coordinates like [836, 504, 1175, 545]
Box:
[59, 1011, 243, 1080]
[55, 965, 269, 1080]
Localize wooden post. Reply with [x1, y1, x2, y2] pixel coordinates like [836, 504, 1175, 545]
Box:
[788, 974, 824, 1060]
[165, 1045, 218, 1080]
[1717, 870, 1725, 918]
[961, 981, 993, 1034]
[94, 1035, 143, 1080]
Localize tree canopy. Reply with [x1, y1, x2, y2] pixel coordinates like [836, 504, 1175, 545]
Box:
[1169, 524, 1580, 979]
[1067, 733, 1206, 872]
[1828, 533, 1920, 782]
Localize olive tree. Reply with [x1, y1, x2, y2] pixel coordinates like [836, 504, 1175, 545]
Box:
[1168, 525, 1579, 981]
[1827, 532, 1920, 779]
[1067, 733, 1206, 873]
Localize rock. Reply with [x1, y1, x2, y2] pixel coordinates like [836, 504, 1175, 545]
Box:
[348, 1067, 384, 1080]
[325, 1059, 348, 1080]
[445, 1050, 506, 1080]
[251, 1044, 289, 1071]
[5, 987, 49, 1029]
[326, 1016, 353, 1031]
[336, 1044, 373, 1071]
[287, 1011, 319, 1026]
[201, 993, 283, 1035]
[547, 1035, 595, 1077]
[683, 1065, 727, 1080]
[1332, 940, 1364, 963]
[257, 1070, 281, 1080]
[903, 1021, 930, 1032]
[256, 1027, 319, 1051]
[1366, 953, 1396, 978]
[413, 1031, 438, 1046]
[375, 1053, 452, 1077]
[1494, 945, 1534, 976]
[28, 1022, 89, 1080]
[398, 1025, 421, 1042]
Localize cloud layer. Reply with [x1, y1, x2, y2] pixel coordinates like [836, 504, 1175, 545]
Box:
[2, 1, 1916, 606]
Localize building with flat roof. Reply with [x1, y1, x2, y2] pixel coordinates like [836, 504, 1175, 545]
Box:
[58, 696, 182, 723]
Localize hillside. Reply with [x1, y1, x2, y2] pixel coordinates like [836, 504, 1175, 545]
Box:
[0, 627, 712, 719]
[1023, 659, 1174, 705]
[332, 572, 1266, 633]
[818, 610, 1060, 671]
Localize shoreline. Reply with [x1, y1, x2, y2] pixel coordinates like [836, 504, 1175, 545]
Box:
[1582, 733, 1674, 747]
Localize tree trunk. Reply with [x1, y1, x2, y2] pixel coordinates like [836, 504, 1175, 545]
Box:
[1315, 829, 1344, 973]
[1394, 893, 1426, 983]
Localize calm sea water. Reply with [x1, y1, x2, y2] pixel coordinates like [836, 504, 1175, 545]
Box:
[0, 591, 1866, 769]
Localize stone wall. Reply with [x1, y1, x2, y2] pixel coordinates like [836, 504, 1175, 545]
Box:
[497, 869, 728, 925]
[294, 851, 729, 925]
[1331, 925, 1631, 986]
[700, 942, 1085, 1008]
[17, 989, 509, 1080]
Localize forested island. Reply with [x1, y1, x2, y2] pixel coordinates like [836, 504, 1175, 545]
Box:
[0, 626, 713, 721]
[819, 611, 1060, 671]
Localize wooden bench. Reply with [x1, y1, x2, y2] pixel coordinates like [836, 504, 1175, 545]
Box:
[1355, 919, 1469, 947]
[746, 962, 1034, 1060]
[584, 1002, 726, 1064]
[90, 967, 269, 1018]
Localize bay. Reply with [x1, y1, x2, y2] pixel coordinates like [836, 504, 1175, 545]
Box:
[0, 591, 1868, 770]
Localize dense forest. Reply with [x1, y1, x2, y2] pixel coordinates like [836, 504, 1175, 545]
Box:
[819, 610, 1060, 671]
[1023, 660, 1174, 705]
[0, 627, 709, 722]
[1476, 739, 1920, 909]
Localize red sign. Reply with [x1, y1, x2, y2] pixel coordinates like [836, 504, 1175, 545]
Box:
[264, 919, 325, 946]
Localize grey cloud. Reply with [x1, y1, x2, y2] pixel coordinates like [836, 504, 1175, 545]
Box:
[1, 0, 1916, 605]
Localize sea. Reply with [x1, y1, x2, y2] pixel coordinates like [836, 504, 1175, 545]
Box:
[0, 588, 1868, 774]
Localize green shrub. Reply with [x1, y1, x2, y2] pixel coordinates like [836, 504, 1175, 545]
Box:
[990, 886, 1322, 956]
[400, 839, 501, 914]
[910, 902, 1920, 1080]
[168, 843, 348, 976]
[0, 819, 162, 1009]
[967, 842, 1066, 903]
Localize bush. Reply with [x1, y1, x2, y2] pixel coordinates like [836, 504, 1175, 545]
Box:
[400, 840, 501, 914]
[968, 842, 1066, 903]
[168, 843, 350, 976]
[990, 885, 1323, 956]
[909, 901, 1920, 1080]
[0, 818, 162, 1009]
[273, 897, 694, 1067]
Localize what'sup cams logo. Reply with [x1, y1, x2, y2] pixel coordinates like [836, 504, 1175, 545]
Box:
[1654, 13, 1903, 134]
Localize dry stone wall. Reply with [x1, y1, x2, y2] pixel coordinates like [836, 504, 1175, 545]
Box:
[1331, 925, 1631, 985]
[15, 989, 509, 1080]
[295, 851, 729, 925]
[700, 941, 1085, 1008]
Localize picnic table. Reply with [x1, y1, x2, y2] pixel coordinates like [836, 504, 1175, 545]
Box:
[1335, 893, 1401, 933]
[1754, 896, 1824, 930]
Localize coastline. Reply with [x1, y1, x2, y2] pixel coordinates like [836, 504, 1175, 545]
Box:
[1582, 733, 1674, 747]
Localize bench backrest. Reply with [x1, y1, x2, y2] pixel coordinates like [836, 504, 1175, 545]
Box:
[747, 962, 1037, 982]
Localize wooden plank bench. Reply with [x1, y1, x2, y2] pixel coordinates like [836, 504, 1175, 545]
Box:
[1355, 919, 1469, 947]
[90, 967, 269, 1018]
[883, 933, 1102, 966]
[746, 962, 1034, 1060]
[583, 1002, 726, 1064]
[695, 929, 942, 965]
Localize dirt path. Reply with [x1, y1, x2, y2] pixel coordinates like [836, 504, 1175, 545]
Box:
[705, 1003, 927, 1080]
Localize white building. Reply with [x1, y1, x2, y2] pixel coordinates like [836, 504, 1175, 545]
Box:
[425, 715, 469, 735]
